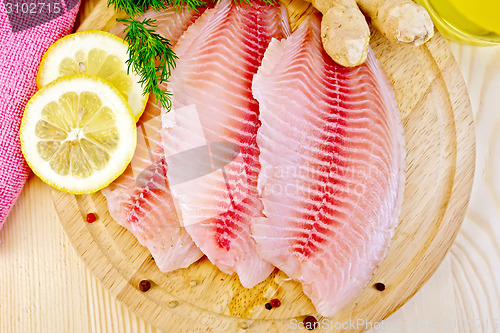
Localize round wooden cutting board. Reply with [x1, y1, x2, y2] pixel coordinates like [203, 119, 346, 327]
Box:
[52, 0, 475, 332]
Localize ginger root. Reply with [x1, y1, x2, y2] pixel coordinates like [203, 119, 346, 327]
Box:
[304, 0, 435, 67]
[357, 0, 434, 46]
[310, 0, 370, 67]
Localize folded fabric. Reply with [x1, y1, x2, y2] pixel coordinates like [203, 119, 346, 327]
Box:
[0, 0, 81, 228]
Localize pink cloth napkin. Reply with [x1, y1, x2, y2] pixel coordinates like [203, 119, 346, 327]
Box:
[0, 0, 81, 228]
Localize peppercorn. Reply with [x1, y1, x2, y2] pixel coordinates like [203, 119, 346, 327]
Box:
[264, 303, 272, 310]
[303, 316, 318, 330]
[138, 280, 151, 292]
[270, 298, 281, 308]
[374, 282, 386, 291]
[86, 213, 97, 223]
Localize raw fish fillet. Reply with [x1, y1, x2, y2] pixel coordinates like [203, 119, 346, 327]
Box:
[161, 0, 290, 288]
[110, 6, 204, 41]
[251, 14, 405, 316]
[102, 7, 207, 272]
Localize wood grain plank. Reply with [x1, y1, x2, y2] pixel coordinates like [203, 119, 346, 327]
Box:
[0, 176, 158, 333]
[447, 44, 500, 333]
[371, 43, 500, 333]
[5, 3, 500, 333]
[52, 1, 475, 332]
[74, 0, 101, 30]
[0, 176, 89, 333]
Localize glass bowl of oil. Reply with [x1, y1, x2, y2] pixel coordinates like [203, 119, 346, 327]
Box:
[416, 0, 500, 45]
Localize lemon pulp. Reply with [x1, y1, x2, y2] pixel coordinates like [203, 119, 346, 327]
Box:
[22, 75, 136, 194]
[37, 31, 148, 121]
[36, 90, 120, 178]
[59, 49, 132, 101]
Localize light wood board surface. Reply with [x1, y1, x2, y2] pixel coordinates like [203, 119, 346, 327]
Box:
[1, 45, 496, 333]
[3, 1, 494, 333]
[50, 0, 475, 332]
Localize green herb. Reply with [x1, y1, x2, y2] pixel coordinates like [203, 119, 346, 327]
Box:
[108, 0, 209, 16]
[108, 0, 169, 16]
[118, 17, 177, 110]
[108, 0, 279, 110]
[170, 0, 207, 10]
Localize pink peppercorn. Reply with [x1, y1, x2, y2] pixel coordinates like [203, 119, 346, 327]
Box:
[270, 299, 281, 308]
[86, 213, 97, 223]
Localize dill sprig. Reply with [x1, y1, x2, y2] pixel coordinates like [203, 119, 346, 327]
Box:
[108, 0, 209, 15]
[108, 0, 169, 16]
[109, 0, 278, 110]
[118, 17, 177, 110]
[170, 0, 207, 10]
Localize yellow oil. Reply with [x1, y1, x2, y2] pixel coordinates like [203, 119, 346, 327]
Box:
[416, 0, 500, 45]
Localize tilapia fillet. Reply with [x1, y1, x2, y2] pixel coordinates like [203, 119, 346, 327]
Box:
[110, 6, 204, 40]
[102, 6, 206, 273]
[162, 0, 290, 288]
[251, 15, 405, 316]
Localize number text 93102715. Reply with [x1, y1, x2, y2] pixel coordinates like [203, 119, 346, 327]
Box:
[4, 1, 61, 15]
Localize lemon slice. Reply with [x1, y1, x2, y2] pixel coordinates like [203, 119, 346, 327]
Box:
[37, 30, 148, 121]
[20, 75, 137, 194]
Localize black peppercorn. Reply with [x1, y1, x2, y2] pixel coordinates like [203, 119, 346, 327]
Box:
[303, 316, 318, 330]
[139, 280, 151, 292]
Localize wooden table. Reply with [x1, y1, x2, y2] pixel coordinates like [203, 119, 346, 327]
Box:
[0, 26, 499, 333]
